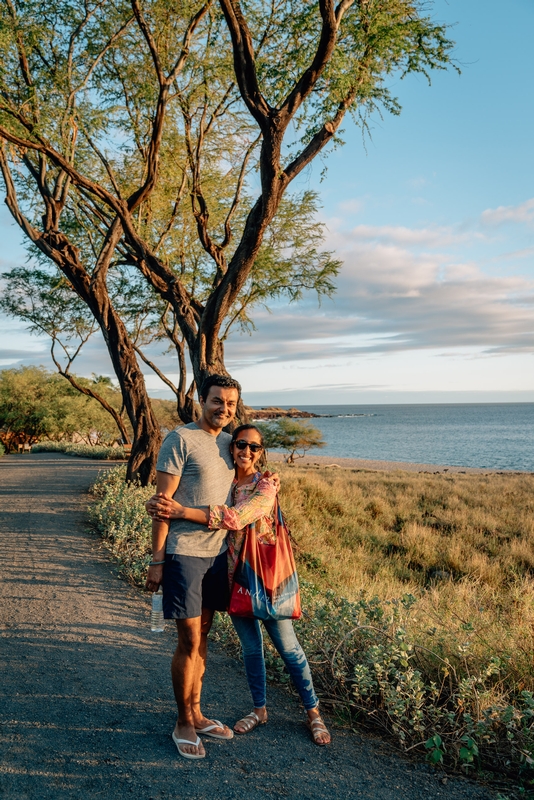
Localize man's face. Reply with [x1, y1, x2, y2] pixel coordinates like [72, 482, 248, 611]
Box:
[199, 386, 239, 432]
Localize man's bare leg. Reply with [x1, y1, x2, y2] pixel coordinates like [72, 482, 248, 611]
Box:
[190, 609, 233, 737]
[171, 617, 205, 757]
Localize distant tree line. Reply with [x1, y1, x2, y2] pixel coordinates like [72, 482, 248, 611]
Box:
[0, 366, 179, 453]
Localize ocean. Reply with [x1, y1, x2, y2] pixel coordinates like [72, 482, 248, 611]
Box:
[272, 403, 534, 472]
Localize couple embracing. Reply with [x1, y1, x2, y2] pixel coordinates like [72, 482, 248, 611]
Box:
[145, 374, 330, 760]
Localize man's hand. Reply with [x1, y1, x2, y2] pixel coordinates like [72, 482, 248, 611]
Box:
[262, 471, 281, 494]
[145, 563, 163, 592]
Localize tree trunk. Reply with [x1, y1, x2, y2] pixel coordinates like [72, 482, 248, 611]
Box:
[86, 286, 161, 485]
[41, 232, 161, 485]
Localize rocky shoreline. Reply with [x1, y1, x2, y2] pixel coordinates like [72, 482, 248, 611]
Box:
[245, 405, 319, 419]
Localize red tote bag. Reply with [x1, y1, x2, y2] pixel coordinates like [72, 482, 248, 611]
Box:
[228, 497, 301, 620]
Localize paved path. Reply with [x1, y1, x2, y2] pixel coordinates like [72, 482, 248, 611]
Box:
[0, 453, 496, 800]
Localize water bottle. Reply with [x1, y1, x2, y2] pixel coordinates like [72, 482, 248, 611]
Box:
[151, 587, 165, 632]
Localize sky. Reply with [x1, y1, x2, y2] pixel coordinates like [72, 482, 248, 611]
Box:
[1, 0, 533, 406]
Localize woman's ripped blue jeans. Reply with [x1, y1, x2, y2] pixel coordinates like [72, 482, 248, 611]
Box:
[230, 615, 318, 710]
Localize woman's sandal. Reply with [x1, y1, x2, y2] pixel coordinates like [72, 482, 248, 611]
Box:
[233, 711, 268, 735]
[308, 716, 331, 746]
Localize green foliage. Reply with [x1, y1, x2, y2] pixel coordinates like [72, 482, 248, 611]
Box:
[88, 465, 154, 584]
[0, 365, 127, 451]
[0, 441, 4, 457]
[259, 418, 326, 463]
[425, 734, 445, 764]
[0, 267, 95, 346]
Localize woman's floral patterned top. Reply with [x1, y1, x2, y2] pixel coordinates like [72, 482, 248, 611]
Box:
[209, 472, 277, 587]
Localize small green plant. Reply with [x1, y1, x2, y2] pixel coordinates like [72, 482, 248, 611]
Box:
[258, 418, 325, 463]
[425, 734, 445, 764]
[88, 466, 153, 583]
[458, 735, 479, 767]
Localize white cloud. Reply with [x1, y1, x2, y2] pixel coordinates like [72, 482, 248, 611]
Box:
[226, 223, 534, 366]
[349, 224, 472, 248]
[481, 198, 534, 227]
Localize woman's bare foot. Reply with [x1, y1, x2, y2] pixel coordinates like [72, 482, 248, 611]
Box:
[307, 708, 331, 745]
[234, 707, 268, 734]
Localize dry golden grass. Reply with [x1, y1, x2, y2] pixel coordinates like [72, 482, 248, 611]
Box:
[275, 464, 534, 690]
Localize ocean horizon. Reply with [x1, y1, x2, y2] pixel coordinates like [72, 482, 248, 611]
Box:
[259, 402, 534, 472]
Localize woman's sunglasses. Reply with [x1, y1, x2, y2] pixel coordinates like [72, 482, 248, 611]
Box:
[233, 439, 263, 454]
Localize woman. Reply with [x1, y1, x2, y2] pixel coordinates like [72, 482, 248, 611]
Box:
[149, 424, 331, 746]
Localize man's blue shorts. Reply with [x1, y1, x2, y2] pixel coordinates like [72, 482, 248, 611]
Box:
[162, 550, 229, 620]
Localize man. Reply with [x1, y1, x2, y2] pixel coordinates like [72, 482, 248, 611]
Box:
[145, 374, 240, 760]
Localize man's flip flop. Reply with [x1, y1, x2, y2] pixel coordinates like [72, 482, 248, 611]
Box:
[172, 731, 206, 759]
[194, 719, 234, 740]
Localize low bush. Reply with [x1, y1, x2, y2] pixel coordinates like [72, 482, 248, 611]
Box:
[32, 441, 129, 460]
[88, 465, 534, 780]
[0, 442, 4, 457]
[88, 466, 153, 583]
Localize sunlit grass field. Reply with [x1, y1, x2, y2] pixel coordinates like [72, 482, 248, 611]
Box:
[280, 464, 534, 691]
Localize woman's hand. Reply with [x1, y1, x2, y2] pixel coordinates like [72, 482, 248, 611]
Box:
[145, 492, 185, 520]
[261, 471, 281, 494]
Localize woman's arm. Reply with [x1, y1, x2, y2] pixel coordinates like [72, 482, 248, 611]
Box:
[146, 493, 209, 525]
[209, 476, 277, 531]
[145, 475, 279, 529]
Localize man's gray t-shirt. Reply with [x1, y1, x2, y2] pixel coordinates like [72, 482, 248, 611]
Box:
[156, 423, 234, 557]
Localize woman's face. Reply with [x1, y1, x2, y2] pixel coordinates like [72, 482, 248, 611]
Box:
[231, 428, 263, 475]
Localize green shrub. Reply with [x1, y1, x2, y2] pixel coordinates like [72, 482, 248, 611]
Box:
[89, 466, 153, 583]
[0, 442, 4, 457]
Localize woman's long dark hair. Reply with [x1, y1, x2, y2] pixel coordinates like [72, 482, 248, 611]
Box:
[230, 424, 267, 469]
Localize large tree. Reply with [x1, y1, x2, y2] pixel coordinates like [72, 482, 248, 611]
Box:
[0, 0, 456, 482]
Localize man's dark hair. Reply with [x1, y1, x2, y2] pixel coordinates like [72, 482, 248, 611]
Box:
[199, 374, 241, 402]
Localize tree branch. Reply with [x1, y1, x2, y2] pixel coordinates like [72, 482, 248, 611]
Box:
[82, 129, 123, 198]
[154, 167, 188, 254]
[133, 343, 178, 396]
[127, 1, 212, 211]
[52, 339, 131, 443]
[217, 0, 271, 127]
[220, 133, 261, 249]
[5, 0, 39, 124]
[278, 0, 341, 124]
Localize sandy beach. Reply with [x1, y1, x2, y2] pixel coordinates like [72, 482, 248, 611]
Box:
[267, 451, 518, 474]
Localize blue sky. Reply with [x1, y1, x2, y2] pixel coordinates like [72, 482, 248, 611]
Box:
[1, 0, 533, 405]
